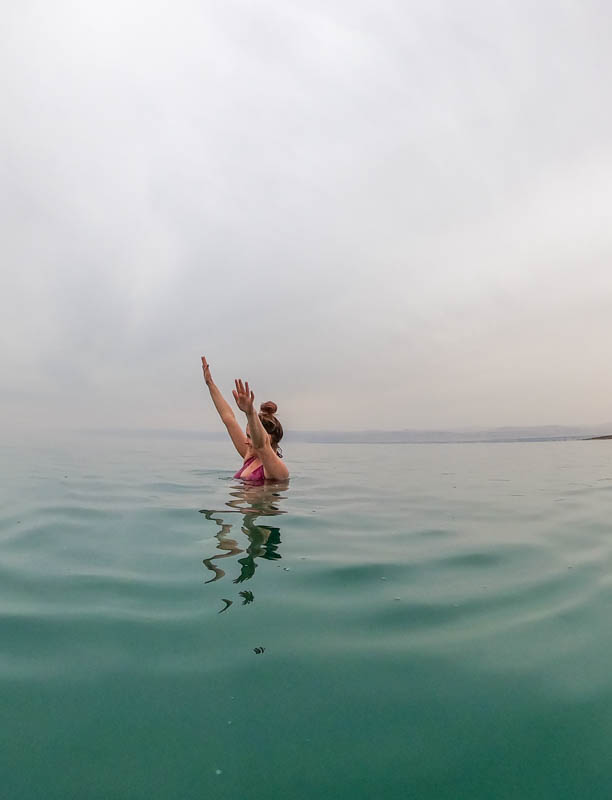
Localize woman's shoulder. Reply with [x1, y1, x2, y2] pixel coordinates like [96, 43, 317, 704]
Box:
[256, 447, 289, 480]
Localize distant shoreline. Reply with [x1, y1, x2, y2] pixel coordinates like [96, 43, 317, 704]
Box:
[80, 425, 612, 445]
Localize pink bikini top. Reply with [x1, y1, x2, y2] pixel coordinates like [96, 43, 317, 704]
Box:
[234, 456, 265, 483]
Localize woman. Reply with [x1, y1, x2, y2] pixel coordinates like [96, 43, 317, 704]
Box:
[201, 356, 289, 482]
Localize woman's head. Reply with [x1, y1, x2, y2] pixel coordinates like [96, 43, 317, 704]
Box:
[259, 401, 284, 453]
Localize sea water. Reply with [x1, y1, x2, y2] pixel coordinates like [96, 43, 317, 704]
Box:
[2, 432, 612, 799]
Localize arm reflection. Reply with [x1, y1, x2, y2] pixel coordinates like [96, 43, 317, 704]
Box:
[199, 481, 288, 603]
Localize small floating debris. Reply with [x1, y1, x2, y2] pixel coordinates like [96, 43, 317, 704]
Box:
[394, 597, 401, 601]
[253, 646, 266, 654]
[215, 769, 222, 775]
[380, 577, 387, 581]
[283, 567, 291, 571]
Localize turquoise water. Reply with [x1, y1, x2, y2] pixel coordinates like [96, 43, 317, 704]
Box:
[3, 433, 612, 798]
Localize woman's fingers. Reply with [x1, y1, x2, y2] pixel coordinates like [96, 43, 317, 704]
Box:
[233, 378, 254, 406]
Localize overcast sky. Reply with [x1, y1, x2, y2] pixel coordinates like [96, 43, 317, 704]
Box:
[2, 0, 612, 433]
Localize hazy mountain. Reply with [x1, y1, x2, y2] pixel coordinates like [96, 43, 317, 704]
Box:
[286, 425, 612, 443]
[89, 424, 612, 444]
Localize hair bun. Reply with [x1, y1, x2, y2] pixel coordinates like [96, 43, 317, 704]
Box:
[260, 401, 278, 416]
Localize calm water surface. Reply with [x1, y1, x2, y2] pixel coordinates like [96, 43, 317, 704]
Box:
[2, 433, 612, 798]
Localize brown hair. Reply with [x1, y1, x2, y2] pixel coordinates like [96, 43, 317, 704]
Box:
[259, 401, 284, 456]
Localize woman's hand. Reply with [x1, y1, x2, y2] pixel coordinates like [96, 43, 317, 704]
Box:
[232, 379, 255, 414]
[201, 356, 212, 386]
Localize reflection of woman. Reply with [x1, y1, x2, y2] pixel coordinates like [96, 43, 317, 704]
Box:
[201, 481, 287, 587]
[201, 356, 289, 482]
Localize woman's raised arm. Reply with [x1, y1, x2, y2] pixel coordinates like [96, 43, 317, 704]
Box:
[201, 357, 248, 458]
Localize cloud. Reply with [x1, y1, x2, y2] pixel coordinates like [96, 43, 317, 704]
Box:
[2, 0, 612, 430]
